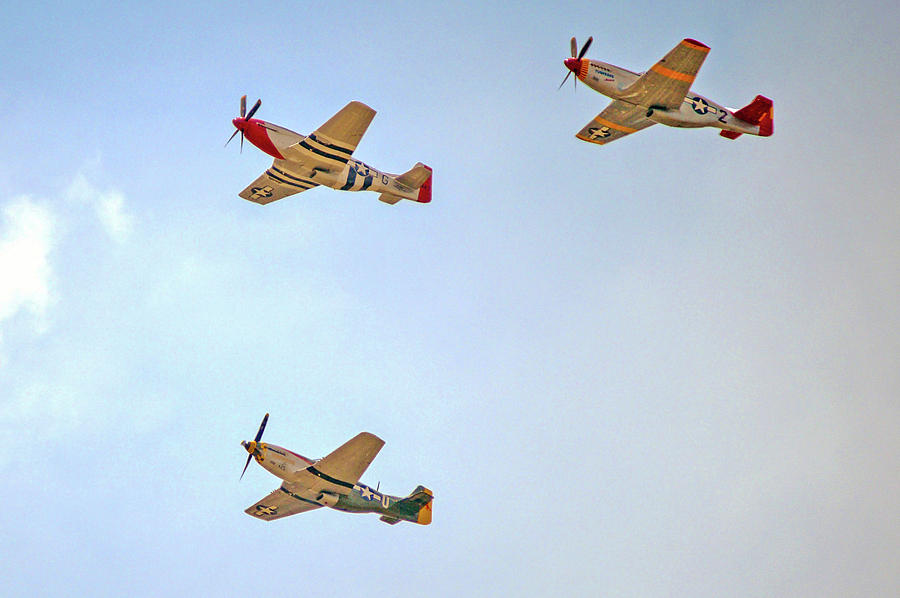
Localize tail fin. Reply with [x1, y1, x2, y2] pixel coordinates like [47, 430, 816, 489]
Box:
[397, 163, 433, 203]
[378, 163, 433, 205]
[721, 95, 774, 139]
[380, 485, 433, 525]
[411, 486, 433, 525]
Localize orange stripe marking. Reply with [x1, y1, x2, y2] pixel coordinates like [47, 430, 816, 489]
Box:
[650, 63, 695, 83]
[594, 117, 637, 133]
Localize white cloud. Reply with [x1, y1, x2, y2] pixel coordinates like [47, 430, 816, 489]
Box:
[94, 190, 133, 243]
[0, 171, 138, 455]
[0, 168, 133, 349]
[0, 198, 56, 334]
[65, 172, 133, 243]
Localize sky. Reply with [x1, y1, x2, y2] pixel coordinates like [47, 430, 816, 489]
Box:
[1, 1, 898, 596]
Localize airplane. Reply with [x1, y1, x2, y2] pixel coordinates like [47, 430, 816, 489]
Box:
[227, 96, 432, 205]
[560, 37, 774, 145]
[239, 414, 433, 525]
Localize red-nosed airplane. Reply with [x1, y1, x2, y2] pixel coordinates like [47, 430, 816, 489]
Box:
[227, 97, 432, 205]
[560, 37, 774, 145]
[240, 414, 433, 525]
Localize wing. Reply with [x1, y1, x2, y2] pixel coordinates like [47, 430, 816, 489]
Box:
[576, 100, 656, 145]
[293, 432, 385, 496]
[617, 38, 710, 109]
[245, 484, 323, 521]
[238, 160, 320, 204]
[282, 101, 376, 172]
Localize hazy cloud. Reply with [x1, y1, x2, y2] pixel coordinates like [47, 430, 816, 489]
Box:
[65, 172, 134, 243]
[0, 198, 56, 337]
[1, 171, 137, 459]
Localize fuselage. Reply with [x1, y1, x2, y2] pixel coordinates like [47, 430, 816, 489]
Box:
[232, 118, 420, 199]
[565, 58, 760, 135]
[246, 441, 404, 516]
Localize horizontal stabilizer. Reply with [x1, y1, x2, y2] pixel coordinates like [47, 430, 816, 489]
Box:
[379, 515, 402, 525]
[396, 163, 432, 188]
[378, 193, 403, 205]
[720, 130, 742, 140]
[400, 485, 434, 508]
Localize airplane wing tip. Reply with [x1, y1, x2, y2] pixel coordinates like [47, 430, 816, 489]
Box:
[348, 100, 376, 115]
[682, 38, 710, 51]
[360, 431, 386, 447]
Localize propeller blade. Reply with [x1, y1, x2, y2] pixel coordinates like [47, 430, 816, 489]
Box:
[254, 413, 269, 443]
[240, 95, 247, 118]
[240, 452, 253, 480]
[240, 131, 243, 153]
[577, 36, 593, 60]
[558, 71, 572, 90]
[225, 128, 240, 147]
[570, 37, 577, 58]
[239, 413, 268, 479]
[245, 99, 261, 121]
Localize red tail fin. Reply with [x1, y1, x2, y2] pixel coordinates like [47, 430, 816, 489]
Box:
[394, 163, 432, 204]
[416, 166, 433, 204]
[733, 95, 774, 136]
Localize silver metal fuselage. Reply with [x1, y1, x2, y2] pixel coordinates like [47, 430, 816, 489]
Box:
[256, 122, 420, 199]
[580, 60, 759, 135]
[250, 442, 403, 515]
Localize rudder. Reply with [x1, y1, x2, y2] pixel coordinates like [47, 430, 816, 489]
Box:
[380, 485, 433, 525]
[396, 163, 433, 204]
[734, 95, 774, 136]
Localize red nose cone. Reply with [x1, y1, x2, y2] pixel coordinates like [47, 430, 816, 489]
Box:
[564, 58, 580, 74]
[234, 118, 285, 160]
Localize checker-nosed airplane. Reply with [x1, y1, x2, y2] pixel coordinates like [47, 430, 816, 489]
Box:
[227, 96, 432, 205]
[560, 37, 774, 145]
[239, 414, 433, 525]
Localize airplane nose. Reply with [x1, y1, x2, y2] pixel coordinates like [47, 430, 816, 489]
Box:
[232, 118, 244, 129]
[564, 58, 580, 73]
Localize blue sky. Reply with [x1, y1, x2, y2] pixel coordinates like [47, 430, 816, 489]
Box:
[1, 1, 898, 596]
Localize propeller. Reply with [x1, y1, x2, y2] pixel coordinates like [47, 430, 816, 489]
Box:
[245, 97, 261, 120]
[240, 412, 269, 480]
[559, 36, 593, 90]
[226, 95, 262, 152]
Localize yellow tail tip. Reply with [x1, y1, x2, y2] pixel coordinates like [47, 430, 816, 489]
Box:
[417, 497, 433, 525]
